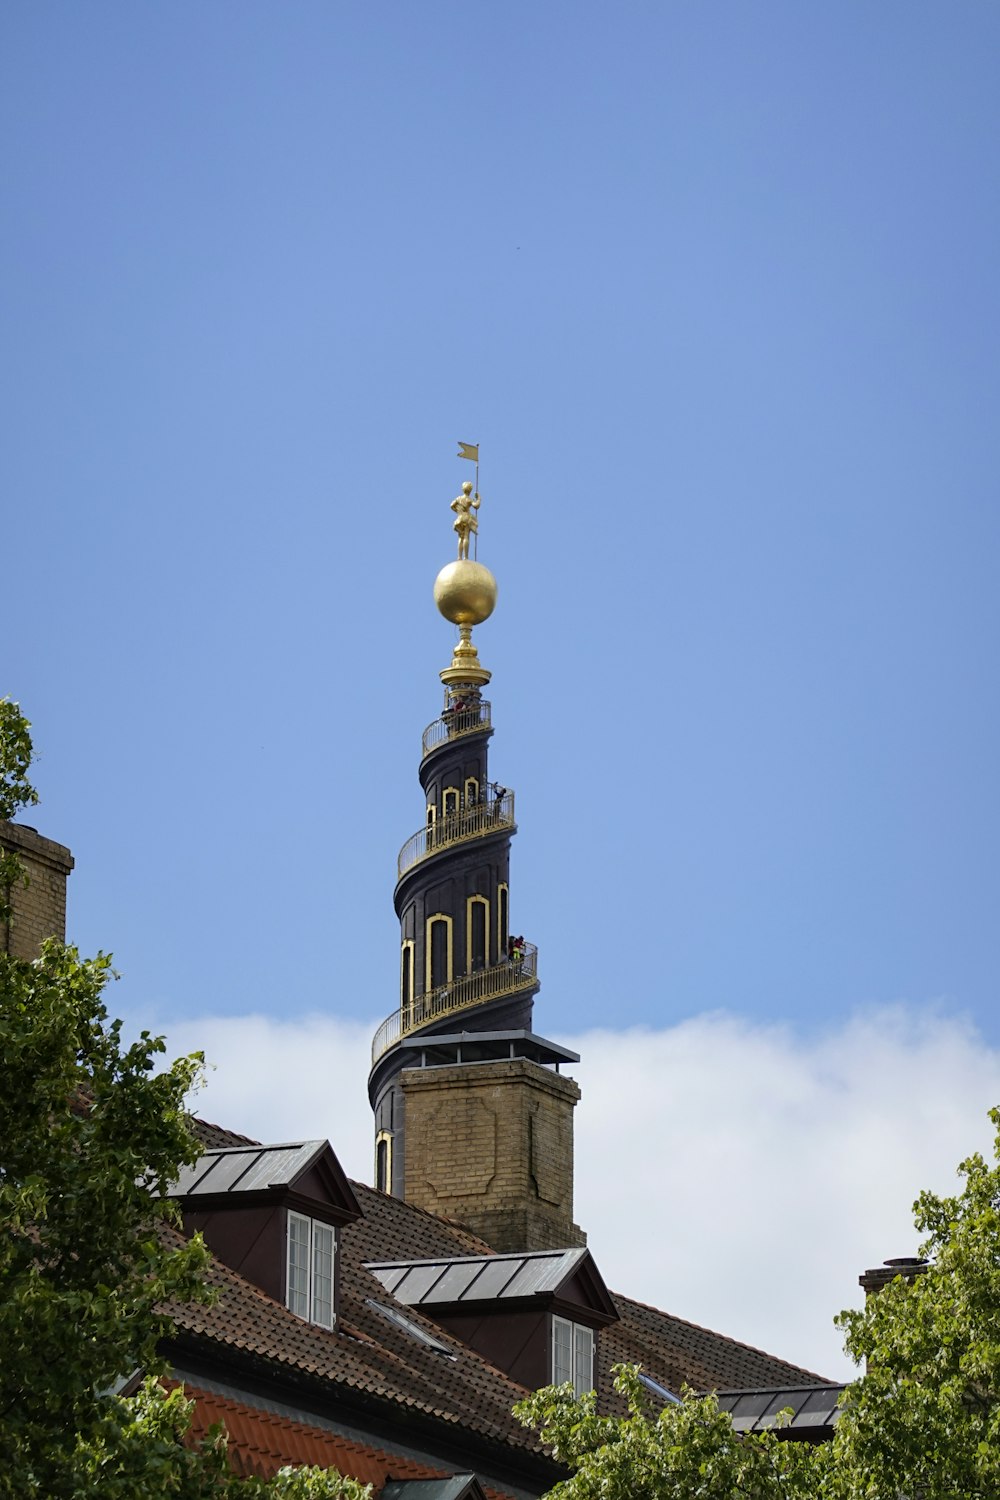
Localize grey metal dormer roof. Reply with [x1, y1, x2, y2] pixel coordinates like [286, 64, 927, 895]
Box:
[165, 1139, 362, 1224]
[713, 1384, 845, 1435]
[169, 1141, 329, 1198]
[381, 1479, 486, 1500]
[365, 1246, 619, 1325]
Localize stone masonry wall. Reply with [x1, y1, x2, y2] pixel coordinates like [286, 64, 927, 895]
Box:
[401, 1058, 585, 1252]
[0, 820, 74, 959]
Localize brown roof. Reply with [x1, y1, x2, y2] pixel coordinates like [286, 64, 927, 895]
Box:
[599, 1291, 831, 1410]
[167, 1224, 544, 1458]
[171, 1121, 552, 1476]
[181, 1116, 829, 1460]
[192, 1116, 260, 1151]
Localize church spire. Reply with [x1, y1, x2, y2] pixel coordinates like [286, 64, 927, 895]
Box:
[366, 455, 584, 1253]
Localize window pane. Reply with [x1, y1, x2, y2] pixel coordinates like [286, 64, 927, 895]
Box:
[574, 1324, 594, 1395]
[287, 1213, 310, 1318]
[552, 1316, 573, 1385]
[312, 1223, 335, 1329]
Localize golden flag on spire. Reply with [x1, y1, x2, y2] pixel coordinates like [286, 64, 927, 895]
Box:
[457, 441, 479, 462]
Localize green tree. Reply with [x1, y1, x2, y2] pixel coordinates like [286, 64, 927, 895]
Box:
[0, 704, 368, 1498]
[515, 1366, 824, 1500]
[0, 697, 38, 923]
[831, 1105, 1000, 1499]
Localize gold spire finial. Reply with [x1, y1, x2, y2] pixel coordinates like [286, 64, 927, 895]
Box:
[434, 447, 497, 688]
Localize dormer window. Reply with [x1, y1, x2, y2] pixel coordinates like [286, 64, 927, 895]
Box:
[287, 1211, 336, 1329]
[552, 1315, 594, 1395]
[167, 1140, 361, 1332]
[364, 1247, 616, 1393]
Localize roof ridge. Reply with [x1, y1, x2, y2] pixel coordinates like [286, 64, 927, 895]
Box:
[714, 1382, 847, 1395]
[191, 1116, 262, 1148]
[610, 1290, 832, 1384]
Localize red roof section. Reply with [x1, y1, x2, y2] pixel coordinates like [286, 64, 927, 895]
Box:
[177, 1383, 518, 1500]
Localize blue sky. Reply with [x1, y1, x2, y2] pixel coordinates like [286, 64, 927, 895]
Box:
[5, 3, 1000, 1378]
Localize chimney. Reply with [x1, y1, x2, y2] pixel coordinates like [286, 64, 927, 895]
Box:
[858, 1255, 930, 1298]
[857, 1256, 930, 1373]
[1, 821, 74, 959]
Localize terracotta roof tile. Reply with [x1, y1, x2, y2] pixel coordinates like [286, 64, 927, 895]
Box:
[177, 1383, 517, 1499]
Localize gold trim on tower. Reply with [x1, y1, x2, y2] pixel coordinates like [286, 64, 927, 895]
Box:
[497, 882, 509, 962]
[375, 1130, 393, 1194]
[425, 913, 454, 990]
[466, 894, 491, 976]
[400, 939, 415, 1016]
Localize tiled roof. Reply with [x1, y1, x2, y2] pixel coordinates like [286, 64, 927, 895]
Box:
[179, 1383, 517, 1500]
[599, 1291, 832, 1412]
[192, 1116, 260, 1151]
[182, 1115, 831, 1458]
[165, 1219, 546, 1469]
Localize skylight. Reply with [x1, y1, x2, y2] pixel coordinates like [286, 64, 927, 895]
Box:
[365, 1298, 457, 1359]
[639, 1372, 682, 1404]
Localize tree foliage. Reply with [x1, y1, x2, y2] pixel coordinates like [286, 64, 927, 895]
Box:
[0, 698, 38, 922]
[0, 940, 212, 1497]
[68, 1379, 371, 1498]
[830, 1105, 1000, 1499]
[515, 1366, 823, 1499]
[0, 697, 37, 822]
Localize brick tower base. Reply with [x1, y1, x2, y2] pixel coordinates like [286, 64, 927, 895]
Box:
[401, 1058, 585, 1252]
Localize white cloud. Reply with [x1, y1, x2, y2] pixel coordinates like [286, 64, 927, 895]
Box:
[165, 1012, 377, 1182]
[160, 1005, 1000, 1384]
[568, 1008, 1000, 1380]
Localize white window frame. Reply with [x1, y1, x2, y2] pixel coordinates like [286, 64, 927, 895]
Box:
[286, 1210, 337, 1330]
[551, 1315, 594, 1396]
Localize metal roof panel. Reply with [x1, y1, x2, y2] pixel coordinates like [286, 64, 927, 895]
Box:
[429, 1260, 491, 1302]
[388, 1263, 452, 1305]
[167, 1142, 327, 1198]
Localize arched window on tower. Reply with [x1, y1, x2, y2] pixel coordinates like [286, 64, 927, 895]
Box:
[375, 1131, 392, 1195]
[464, 776, 479, 808]
[498, 883, 509, 961]
[400, 941, 414, 1021]
[467, 894, 489, 973]
[443, 787, 460, 818]
[426, 914, 453, 991]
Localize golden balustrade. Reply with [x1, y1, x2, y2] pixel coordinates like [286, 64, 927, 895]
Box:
[421, 700, 492, 759]
[371, 941, 538, 1064]
[397, 789, 515, 881]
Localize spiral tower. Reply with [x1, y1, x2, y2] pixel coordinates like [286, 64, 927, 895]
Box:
[367, 468, 584, 1252]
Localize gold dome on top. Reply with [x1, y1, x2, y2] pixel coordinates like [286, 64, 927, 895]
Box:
[433, 559, 498, 626]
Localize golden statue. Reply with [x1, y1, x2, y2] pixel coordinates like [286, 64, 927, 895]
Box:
[451, 480, 481, 560]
